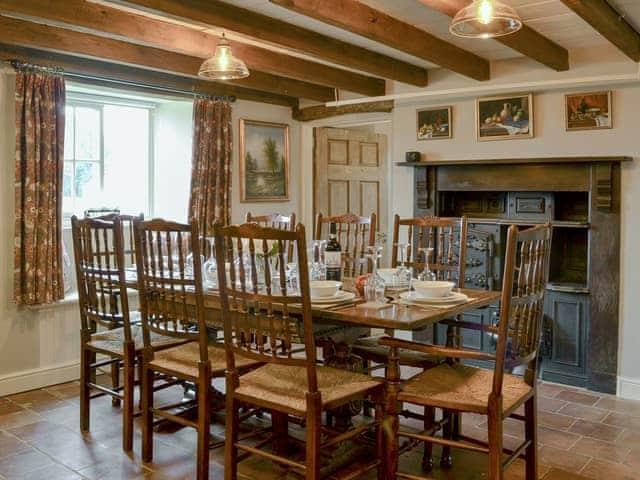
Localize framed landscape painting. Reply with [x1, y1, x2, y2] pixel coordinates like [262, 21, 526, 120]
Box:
[476, 93, 533, 141]
[239, 119, 290, 202]
[417, 106, 452, 140]
[565, 91, 612, 131]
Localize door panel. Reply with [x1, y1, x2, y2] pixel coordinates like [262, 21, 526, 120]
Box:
[314, 127, 388, 235]
[328, 180, 350, 216]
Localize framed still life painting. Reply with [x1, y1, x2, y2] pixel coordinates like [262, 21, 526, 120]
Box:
[239, 119, 290, 202]
[417, 106, 452, 140]
[476, 93, 533, 141]
[565, 91, 612, 131]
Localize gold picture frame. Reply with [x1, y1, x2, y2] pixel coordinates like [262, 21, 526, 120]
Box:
[476, 93, 533, 141]
[416, 106, 452, 140]
[239, 119, 290, 203]
[565, 91, 612, 131]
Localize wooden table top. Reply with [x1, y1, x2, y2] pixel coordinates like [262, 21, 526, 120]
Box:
[127, 271, 499, 332]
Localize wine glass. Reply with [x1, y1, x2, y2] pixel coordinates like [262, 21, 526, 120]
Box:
[202, 237, 217, 288]
[308, 240, 326, 281]
[364, 246, 386, 304]
[393, 243, 412, 288]
[417, 247, 436, 282]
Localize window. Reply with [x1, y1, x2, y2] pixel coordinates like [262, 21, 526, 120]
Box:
[63, 95, 153, 222]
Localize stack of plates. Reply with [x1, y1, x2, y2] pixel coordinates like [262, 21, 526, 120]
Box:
[311, 291, 356, 304]
[399, 291, 468, 304]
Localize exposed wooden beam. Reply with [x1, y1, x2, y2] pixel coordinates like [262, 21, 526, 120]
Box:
[0, 0, 385, 96]
[270, 0, 489, 81]
[293, 100, 394, 121]
[560, 0, 640, 61]
[115, 0, 429, 87]
[416, 0, 569, 71]
[0, 15, 335, 101]
[0, 43, 298, 106]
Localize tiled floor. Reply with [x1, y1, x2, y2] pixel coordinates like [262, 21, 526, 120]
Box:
[0, 379, 638, 479]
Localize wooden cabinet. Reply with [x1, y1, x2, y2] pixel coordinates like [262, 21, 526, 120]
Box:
[540, 290, 589, 387]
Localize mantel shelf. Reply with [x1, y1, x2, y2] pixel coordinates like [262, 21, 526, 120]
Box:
[397, 156, 632, 167]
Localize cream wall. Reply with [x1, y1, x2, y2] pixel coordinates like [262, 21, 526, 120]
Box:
[0, 63, 300, 395]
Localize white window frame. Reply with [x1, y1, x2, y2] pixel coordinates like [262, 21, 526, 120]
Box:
[63, 92, 156, 226]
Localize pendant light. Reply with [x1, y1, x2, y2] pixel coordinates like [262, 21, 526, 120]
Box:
[450, 0, 522, 39]
[198, 33, 249, 80]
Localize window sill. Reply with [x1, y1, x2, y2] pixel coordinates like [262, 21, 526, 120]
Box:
[26, 292, 80, 311]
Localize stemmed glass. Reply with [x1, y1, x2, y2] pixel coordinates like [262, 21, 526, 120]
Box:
[393, 243, 412, 288]
[309, 240, 327, 281]
[202, 237, 217, 289]
[364, 245, 386, 304]
[417, 247, 436, 282]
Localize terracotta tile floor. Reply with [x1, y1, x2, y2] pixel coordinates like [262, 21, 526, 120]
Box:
[0, 379, 638, 479]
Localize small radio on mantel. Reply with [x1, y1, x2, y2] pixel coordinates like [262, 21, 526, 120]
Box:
[405, 151, 421, 163]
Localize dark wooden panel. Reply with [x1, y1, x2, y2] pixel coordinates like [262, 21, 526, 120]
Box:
[436, 164, 591, 192]
[586, 163, 620, 394]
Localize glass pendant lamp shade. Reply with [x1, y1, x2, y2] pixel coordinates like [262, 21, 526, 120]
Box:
[198, 34, 250, 80]
[450, 0, 522, 39]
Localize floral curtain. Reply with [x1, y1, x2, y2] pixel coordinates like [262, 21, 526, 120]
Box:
[13, 64, 66, 305]
[188, 97, 233, 235]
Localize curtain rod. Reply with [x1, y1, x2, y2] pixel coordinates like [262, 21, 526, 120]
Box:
[9, 59, 236, 102]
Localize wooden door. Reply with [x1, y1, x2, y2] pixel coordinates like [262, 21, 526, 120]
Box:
[313, 127, 388, 235]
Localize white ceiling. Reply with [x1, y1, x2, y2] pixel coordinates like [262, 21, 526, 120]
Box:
[103, 0, 640, 75]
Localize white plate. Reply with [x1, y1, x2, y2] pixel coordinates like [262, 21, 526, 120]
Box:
[399, 291, 468, 304]
[311, 291, 356, 304]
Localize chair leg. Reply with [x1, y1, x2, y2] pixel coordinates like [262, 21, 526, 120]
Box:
[305, 392, 322, 480]
[440, 409, 453, 468]
[122, 343, 135, 452]
[137, 360, 144, 410]
[487, 395, 504, 480]
[422, 406, 435, 471]
[225, 374, 239, 480]
[80, 346, 91, 433]
[524, 396, 538, 480]
[196, 362, 212, 480]
[362, 359, 372, 417]
[375, 397, 385, 480]
[271, 411, 289, 456]
[141, 358, 154, 463]
[111, 360, 121, 407]
[385, 400, 400, 480]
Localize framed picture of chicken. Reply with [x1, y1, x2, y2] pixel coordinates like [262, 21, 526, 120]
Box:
[416, 106, 452, 140]
[476, 93, 533, 141]
[565, 91, 612, 131]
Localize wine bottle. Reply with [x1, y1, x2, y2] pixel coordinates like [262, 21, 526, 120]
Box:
[325, 222, 342, 281]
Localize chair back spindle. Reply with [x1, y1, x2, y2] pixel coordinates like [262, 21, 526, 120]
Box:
[214, 222, 318, 392]
[133, 219, 208, 362]
[392, 215, 468, 288]
[494, 224, 552, 393]
[314, 212, 376, 277]
[71, 216, 131, 339]
[245, 212, 296, 260]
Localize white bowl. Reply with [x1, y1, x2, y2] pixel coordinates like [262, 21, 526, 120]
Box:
[413, 280, 455, 298]
[310, 280, 342, 298]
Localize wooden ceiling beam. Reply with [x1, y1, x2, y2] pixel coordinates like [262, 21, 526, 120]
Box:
[293, 100, 394, 121]
[0, 0, 385, 97]
[560, 0, 640, 61]
[416, 0, 569, 71]
[0, 15, 335, 101]
[270, 0, 489, 81]
[115, 0, 429, 87]
[0, 43, 299, 106]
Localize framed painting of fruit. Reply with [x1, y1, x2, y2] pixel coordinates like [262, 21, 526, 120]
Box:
[417, 106, 452, 140]
[565, 91, 612, 131]
[476, 93, 533, 141]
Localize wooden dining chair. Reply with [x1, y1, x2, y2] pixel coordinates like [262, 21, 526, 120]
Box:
[214, 222, 385, 480]
[72, 215, 180, 452]
[245, 211, 296, 259]
[351, 214, 468, 468]
[381, 223, 552, 480]
[134, 218, 261, 480]
[314, 212, 376, 277]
